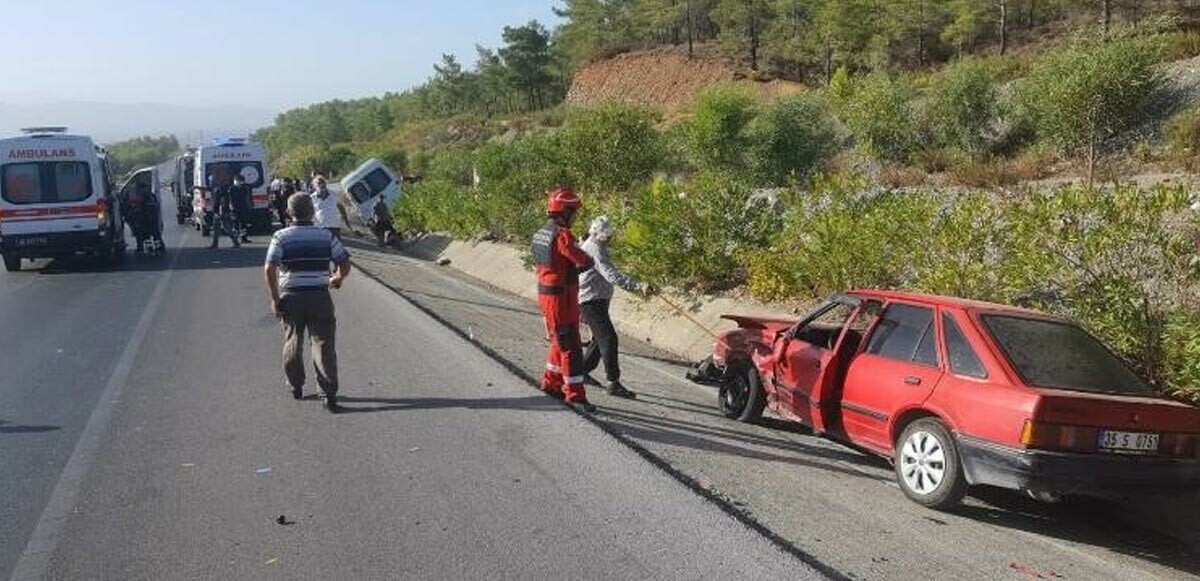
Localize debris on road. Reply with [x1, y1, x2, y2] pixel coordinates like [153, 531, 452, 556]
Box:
[255, 467, 272, 475]
[181, 463, 195, 468]
[276, 515, 295, 526]
[408, 447, 421, 453]
[436, 258, 451, 266]
[264, 557, 279, 566]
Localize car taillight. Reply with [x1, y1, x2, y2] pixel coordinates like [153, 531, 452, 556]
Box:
[1020, 420, 1099, 453]
[96, 199, 107, 223]
[1161, 433, 1200, 459]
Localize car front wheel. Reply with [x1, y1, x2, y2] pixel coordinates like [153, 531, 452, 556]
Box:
[718, 362, 765, 423]
[3, 254, 20, 272]
[895, 418, 968, 510]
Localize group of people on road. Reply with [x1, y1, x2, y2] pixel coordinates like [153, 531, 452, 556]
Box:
[206, 174, 256, 248]
[260, 182, 645, 416]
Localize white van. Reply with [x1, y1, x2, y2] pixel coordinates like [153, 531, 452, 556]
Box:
[193, 137, 271, 232]
[0, 128, 126, 271]
[340, 158, 401, 225]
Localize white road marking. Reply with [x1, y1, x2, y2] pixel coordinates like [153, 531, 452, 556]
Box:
[7, 230, 187, 581]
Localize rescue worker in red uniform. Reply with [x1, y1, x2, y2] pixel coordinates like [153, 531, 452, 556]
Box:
[532, 188, 596, 412]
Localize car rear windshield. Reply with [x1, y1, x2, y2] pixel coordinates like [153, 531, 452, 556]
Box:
[982, 315, 1154, 396]
[2, 162, 93, 205]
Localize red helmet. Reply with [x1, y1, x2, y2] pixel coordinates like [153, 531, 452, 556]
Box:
[547, 187, 581, 214]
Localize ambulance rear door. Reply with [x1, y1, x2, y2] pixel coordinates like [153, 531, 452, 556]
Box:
[0, 142, 101, 238]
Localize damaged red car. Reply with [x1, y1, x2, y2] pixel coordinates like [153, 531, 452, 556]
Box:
[689, 290, 1200, 509]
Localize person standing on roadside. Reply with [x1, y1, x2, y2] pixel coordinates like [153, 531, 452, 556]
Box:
[231, 173, 254, 244]
[208, 179, 240, 249]
[532, 187, 596, 413]
[264, 193, 352, 413]
[579, 216, 652, 400]
[310, 175, 343, 241]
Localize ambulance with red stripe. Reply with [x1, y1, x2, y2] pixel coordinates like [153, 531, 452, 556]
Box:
[0, 128, 125, 272]
[193, 138, 271, 233]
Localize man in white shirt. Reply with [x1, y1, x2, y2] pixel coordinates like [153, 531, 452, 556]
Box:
[310, 175, 342, 240]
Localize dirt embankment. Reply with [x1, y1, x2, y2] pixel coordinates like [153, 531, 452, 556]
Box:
[566, 45, 802, 112]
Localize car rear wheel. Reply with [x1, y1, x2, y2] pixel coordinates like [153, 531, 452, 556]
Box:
[718, 362, 766, 423]
[3, 254, 20, 272]
[895, 418, 968, 510]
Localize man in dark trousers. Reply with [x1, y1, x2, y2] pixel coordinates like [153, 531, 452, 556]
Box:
[532, 187, 595, 412]
[208, 179, 240, 249]
[579, 216, 652, 399]
[230, 173, 254, 243]
[264, 193, 352, 413]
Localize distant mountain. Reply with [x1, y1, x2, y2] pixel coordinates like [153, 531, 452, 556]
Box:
[0, 101, 276, 145]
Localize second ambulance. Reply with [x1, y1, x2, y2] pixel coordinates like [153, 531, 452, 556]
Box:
[193, 138, 271, 233]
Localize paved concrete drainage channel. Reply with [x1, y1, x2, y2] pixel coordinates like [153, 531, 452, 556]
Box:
[346, 238, 1200, 580]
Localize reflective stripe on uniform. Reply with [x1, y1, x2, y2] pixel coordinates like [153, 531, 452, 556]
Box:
[566, 376, 584, 385]
[546, 363, 562, 373]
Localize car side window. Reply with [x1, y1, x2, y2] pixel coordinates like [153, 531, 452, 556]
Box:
[865, 303, 939, 367]
[943, 313, 988, 379]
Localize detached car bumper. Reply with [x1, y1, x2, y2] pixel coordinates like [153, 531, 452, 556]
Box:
[957, 434, 1200, 497]
[1, 231, 105, 258]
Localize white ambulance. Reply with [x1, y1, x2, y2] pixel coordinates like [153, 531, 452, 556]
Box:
[193, 137, 271, 233]
[0, 128, 126, 271]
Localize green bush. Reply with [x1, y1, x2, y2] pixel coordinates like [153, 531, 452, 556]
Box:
[555, 103, 665, 194]
[474, 135, 572, 240]
[392, 179, 485, 238]
[836, 73, 919, 163]
[425, 147, 476, 187]
[925, 58, 1002, 158]
[1166, 104, 1200, 162]
[616, 175, 780, 292]
[1019, 36, 1165, 183]
[274, 144, 357, 179]
[745, 94, 840, 185]
[683, 85, 758, 172]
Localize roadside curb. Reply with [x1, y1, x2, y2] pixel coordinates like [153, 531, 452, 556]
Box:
[350, 255, 851, 581]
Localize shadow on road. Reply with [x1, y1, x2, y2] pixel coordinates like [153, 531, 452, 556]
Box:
[0, 419, 61, 434]
[29, 244, 267, 275]
[956, 488, 1200, 578]
[335, 394, 567, 414]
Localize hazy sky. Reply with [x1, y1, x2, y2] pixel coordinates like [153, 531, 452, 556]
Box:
[5, 0, 560, 113]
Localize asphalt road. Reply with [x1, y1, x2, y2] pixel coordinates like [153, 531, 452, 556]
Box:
[0, 218, 814, 579]
[348, 236, 1200, 581]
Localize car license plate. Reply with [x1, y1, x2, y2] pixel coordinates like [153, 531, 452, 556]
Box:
[14, 236, 48, 248]
[1098, 430, 1159, 454]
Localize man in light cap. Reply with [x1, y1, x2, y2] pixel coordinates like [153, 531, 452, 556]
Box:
[579, 216, 653, 399]
[531, 187, 595, 412]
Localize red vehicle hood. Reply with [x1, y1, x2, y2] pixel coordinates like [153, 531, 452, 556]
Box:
[1035, 389, 1200, 433]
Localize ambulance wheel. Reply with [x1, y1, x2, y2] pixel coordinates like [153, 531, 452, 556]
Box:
[3, 254, 20, 272]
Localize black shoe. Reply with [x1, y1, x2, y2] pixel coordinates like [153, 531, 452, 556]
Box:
[232, 240, 241, 248]
[241, 236, 252, 243]
[208, 242, 218, 249]
[582, 374, 603, 387]
[566, 400, 596, 413]
[324, 395, 340, 413]
[607, 381, 637, 400]
[290, 385, 303, 400]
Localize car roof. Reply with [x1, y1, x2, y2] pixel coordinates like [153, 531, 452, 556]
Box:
[846, 289, 1063, 320]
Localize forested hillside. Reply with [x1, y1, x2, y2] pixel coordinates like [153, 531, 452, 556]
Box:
[253, 1, 1200, 402]
[105, 135, 180, 177]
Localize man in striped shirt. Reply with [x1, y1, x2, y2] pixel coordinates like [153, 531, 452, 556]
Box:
[264, 193, 352, 413]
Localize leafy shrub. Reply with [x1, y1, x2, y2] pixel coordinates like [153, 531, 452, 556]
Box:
[683, 85, 758, 172]
[1166, 104, 1200, 163]
[836, 73, 919, 163]
[555, 103, 665, 194]
[925, 57, 1001, 158]
[616, 175, 780, 291]
[1019, 36, 1165, 183]
[391, 179, 485, 238]
[745, 94, 840, 185]
[274, 144, 357, 179]
[474, 135, 572, 240]
[425, 147, 476, 187]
